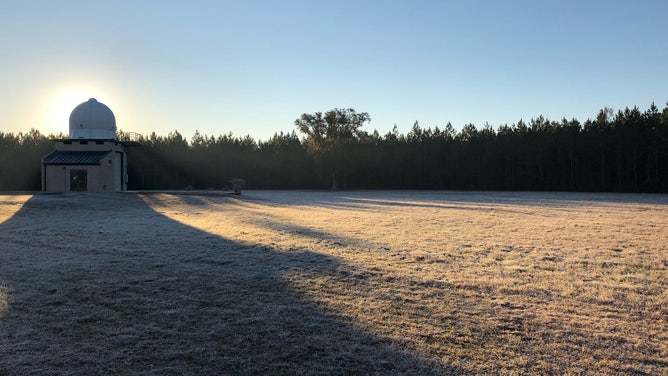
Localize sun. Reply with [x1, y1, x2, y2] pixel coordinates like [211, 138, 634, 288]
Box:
[47, 88, 99, 136]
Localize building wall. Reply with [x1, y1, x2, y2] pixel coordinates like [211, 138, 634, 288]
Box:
[55, 140, 126, 153]
[43, 164, 112, 193]
[44, 165, 67, 192]
[42, 140, 128, 193]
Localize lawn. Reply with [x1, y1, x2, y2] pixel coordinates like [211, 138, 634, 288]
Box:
[1, 191, 666, 375]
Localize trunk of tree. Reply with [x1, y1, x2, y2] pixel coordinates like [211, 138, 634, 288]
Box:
[655, 148, 660, 186]
[618, 149, 623, 192]
[633, 148, 638, 191]
[569, 149, 575, 189]
[601, 149, 606, 190]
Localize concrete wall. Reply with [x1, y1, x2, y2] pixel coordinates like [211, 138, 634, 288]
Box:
[42, 140, 128, 193]
[44, 165, 67, 192]
[54, 140, 126, 153]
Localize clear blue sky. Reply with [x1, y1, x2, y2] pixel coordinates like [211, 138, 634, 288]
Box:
[1, 0, 666, 141]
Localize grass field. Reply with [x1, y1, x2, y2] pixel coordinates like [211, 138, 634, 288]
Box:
[1, 190, 666, 375]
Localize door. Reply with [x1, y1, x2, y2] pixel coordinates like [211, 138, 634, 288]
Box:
[70, 169, 87, 192]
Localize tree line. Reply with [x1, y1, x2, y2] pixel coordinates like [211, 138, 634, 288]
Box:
[0, 129, 55, 191]
[1, 102, 667, 192]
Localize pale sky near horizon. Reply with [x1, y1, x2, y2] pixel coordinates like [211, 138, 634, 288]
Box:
[1, 0, 666, 141]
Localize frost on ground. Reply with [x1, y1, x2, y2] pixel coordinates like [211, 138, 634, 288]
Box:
[0, 190, 666, 375]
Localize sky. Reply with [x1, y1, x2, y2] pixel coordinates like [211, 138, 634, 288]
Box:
[1, 0, 666, 142]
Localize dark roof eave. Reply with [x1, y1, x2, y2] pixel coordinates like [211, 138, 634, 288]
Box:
[52, 139, 137, 146]
[42, 150, 111, 165]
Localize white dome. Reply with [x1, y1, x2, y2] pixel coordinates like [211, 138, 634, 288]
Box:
[69, 98, 116, 139]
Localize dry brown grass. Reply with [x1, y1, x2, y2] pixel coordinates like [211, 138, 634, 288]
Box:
[1, 191, 666, 375]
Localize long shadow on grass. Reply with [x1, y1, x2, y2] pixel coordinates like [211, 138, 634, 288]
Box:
[0, 193, 454, 375]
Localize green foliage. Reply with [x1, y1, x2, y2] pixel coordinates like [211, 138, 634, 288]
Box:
[0, 129, 54, 191]
[1, 103, 667, 192]
[123, 130, 313, 190]
[295, 108, 371, 189]
[295, 108, 371, 153]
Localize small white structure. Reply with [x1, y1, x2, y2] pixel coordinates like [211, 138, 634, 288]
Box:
[69, 98, 117, 140]
[42, 98, 129, 193]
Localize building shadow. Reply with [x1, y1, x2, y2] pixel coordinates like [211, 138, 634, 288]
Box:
[0, 193, 455, 375]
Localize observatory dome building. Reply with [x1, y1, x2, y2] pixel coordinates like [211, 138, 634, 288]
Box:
[42, 98, 129, 193]
[69, 98, 117, 139]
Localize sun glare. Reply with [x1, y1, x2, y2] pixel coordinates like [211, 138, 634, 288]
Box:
[47, 88, 100, 136]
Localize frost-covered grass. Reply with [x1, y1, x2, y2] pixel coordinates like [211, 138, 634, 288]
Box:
[1, 191, 666, 375]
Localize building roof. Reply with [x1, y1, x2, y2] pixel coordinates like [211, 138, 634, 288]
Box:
[42, 150, 111, 165]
